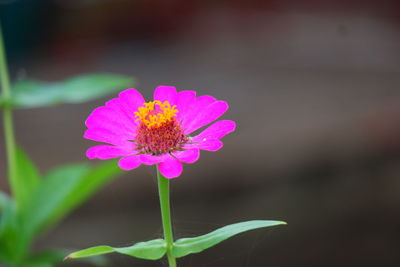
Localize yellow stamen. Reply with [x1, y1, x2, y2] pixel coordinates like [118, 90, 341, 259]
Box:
[134, 100, 178, 128]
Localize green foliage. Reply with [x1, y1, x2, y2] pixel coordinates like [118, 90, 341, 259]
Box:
[22, 250, 109, 267]
[3, 73, 134, 108]
[172, 220, 286, 258]
[0, 72, 132, 266]
[0, 191, 25, 262]
[66, 220, 286, 262]
[66, 239, 167, 261]
[0, 148, 123, 266]
[21, 160, 123, 239]
[0, 191, 11, 210]
[14, 147, 40, 211]
[21, 250, 66, 267]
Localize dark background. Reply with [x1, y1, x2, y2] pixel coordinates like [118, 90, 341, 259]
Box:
[1, 0, 400, 266]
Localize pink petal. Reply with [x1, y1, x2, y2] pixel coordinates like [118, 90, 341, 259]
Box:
[140, 154, 166, 165]
[118, 88, 146, 114]
[176, 90, 196, 122]
[181, 95, 216, 129]
[84, 128, 133, 146]
[86, 145, 135, 159]
[192, 120, 236, 142]
[85, 106, 136, 135]
[118, 155, 142, 170]
[158, 156, 183, 178]
[186, 140, 223, 151]
[184, 101, 229, 134]
[105, 98, 138, 127]
[102, 89, 144, 131]
[154, 86, 178, 106]
[173, 148, 200, 163]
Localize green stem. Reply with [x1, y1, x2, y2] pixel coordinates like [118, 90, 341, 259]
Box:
[156, 167, 177, 267]
[0, 21, 18, 205]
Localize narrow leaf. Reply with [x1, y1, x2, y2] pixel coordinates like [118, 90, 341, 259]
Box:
[172, 220, 286, 258]
[7, 73, 134, 108]
[66, 239, 167, 261]
[15, 147, 41, 210]
[21, 160, 123, 238]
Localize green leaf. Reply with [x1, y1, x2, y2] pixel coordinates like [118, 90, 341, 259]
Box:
[6, 73, 134, 108]
[0, 191, 28, 262]
[172, 220, 286, 258]
[24, 249, 109, 267]
[15, 147, 41, 211]
[23, 250, 63, 267]
[0, 190, 12, 211]
[0, 191, 17, 260]
[21, 160, 123, 238]
[66, 239, 167, 261]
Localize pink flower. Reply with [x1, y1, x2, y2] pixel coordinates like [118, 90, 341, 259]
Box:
[84, 86, 236, 178]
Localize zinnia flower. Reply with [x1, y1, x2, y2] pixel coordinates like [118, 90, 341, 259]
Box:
[84, 86, 236, 178]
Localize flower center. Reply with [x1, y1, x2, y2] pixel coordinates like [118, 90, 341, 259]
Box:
[134, 100, 178, 128]
[134, 100, 188, 155]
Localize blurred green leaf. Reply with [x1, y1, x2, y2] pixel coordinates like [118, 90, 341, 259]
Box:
[66, 239, 167, 261]
[21, 160, 123, 239]
[5, 73, 134, 108]
[0, 190, 11, 211]
[24, 249, 109, 267]
[2, 146, 40, 259]
[172, 220, 286, 258]
[15, 147, 41, 211]
[0, 191, 27, 262]
[23, 250, 62, 267]
[0, 191, 17, 261]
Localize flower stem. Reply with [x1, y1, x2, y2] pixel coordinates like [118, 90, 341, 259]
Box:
[0, 21, 18, 205]
[156, 167, 177, 267]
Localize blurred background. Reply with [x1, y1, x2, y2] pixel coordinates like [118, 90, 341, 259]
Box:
[1, 0, 400, 266]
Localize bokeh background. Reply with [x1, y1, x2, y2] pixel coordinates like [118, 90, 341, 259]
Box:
[1, 0, 400, 266]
